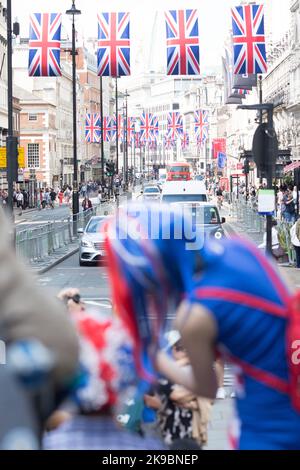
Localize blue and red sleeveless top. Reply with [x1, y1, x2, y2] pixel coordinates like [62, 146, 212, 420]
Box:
[189, 237, 300, 450]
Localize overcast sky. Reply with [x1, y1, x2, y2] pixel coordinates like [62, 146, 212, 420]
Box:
[14, 0, 291, 76]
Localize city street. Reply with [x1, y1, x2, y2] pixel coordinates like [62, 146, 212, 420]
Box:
[0, 0, 299, 455]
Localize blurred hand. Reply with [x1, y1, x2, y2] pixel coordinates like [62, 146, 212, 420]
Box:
[57, 288, 84, 314]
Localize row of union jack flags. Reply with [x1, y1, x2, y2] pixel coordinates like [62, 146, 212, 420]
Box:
[28, 4, 267, 78]
[85, 111, 209, 149]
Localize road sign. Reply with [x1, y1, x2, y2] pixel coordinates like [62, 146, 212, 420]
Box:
[0, 147, 25, 168]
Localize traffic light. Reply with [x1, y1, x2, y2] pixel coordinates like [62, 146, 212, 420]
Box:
[105, 161, 115, 177]
[243, 159, 250, 175]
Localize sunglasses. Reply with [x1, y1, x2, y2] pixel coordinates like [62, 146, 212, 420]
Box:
[65, 294, 81, 304]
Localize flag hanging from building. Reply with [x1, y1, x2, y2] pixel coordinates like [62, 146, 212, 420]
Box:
[112, 114, 123, 140]
[97, 12, 130, 77]
[151, 115, 159, 143]
[231, 4, 267, 74]
[164, 134, 175, 150]
[181, 132, 189, 149]
[165, 9, 200, 75]
[167, 112, 183, 140]
[140, 113, 154, 143]
[28, 13, 62, 77]
[125, 117, 135, 145]
[194, 110, 209, 146]
[85, 114, 101, 143]
[101, 117, 114, 142]
[212, 138, 226, 160]
[217, 152, 227, 169]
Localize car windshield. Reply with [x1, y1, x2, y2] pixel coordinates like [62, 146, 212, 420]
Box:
[144, 187, 159, 193]
[86, 218, 105, 233]
[162, 194, 207, 203]
[168, 166, 190, 172]
[173, 205, 220, 224]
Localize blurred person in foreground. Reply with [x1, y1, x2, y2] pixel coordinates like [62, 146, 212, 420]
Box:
[103, 203, 300, 450]
[44, 288, 164, 450]
[0, 208, 78, 448]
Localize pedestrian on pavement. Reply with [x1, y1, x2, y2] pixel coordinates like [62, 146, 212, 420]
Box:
[58, 190, 64, 206]
[82, 196, 92, 212]
[290, 218, 300, 268]
[43, 289, 164, 451]
[64, 187, 71, 206]
[104, 204, 300, 450]
[49, 189, 57, 209]
[44, 189, 51, 209]
[16, 190, 24, 215]
[282, 188, 296, 223]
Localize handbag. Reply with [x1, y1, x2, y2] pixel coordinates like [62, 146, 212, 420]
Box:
[272, 245, 286, 259]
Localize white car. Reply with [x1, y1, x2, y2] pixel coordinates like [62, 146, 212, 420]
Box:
[78, 216, 108, 266]
[141, 185, 161, 202]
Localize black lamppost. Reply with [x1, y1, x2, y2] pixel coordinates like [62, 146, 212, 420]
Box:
[5, 1, 19, 215]
[66, 1, 81, 218]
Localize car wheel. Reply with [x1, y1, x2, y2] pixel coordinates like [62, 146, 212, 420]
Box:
[79, 260, 86, 267]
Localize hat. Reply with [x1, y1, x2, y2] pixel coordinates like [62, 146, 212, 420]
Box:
[165, 330, 181, 349]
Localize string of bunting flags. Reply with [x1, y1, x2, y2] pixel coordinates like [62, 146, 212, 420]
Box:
[28, 4, 268, 79]
[27, 3, 268, 161]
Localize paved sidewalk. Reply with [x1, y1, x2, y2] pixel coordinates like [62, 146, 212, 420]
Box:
[205, 398, 233, 450]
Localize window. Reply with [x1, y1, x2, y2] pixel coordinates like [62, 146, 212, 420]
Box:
[28, 113, 38, 121]
[27, 143, 40, 168]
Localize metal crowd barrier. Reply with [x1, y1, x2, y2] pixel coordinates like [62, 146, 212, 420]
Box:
[229, 199, 265, 236]
[229, 197, 297, 265]
[16, 207, 97, 266]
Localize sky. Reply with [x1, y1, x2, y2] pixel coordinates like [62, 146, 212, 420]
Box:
[14, 0, 291, 76]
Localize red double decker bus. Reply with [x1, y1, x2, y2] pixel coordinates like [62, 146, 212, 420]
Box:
[166, 162, 192, 181]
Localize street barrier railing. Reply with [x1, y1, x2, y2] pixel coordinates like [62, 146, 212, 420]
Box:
[229, 197, 296, 265]
[16, 207, 97, 266]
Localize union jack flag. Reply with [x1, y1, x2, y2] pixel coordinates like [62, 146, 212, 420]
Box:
[85, 114, 101, 143]
[140, 113, 153, 143]
[194, 110, 209, 146]
[164, 134, 175, 150]
[181, 132, 189, 150]
[167, 112, 183, 140]
[127, 118, 135, 145]
[97, 12, 130, 77]
[231, 4, 267, 75]
[151, 115, 159, 143]
[101, 117, 114, 142]
[28, 13, 62, 77]
[165, 10, 200, 75]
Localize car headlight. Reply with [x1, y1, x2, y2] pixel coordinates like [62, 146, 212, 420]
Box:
[214, 231, 223, 240]
[81, 239, 93, 248]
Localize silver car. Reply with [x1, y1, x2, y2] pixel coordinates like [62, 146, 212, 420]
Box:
[78, 216, 107, 266]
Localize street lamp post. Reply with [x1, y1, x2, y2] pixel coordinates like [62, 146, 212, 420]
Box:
[66, 1, 81, 221]
[6, 0, 19, 216]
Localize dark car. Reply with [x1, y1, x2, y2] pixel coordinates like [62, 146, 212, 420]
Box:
[171, 202, 226, 240]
